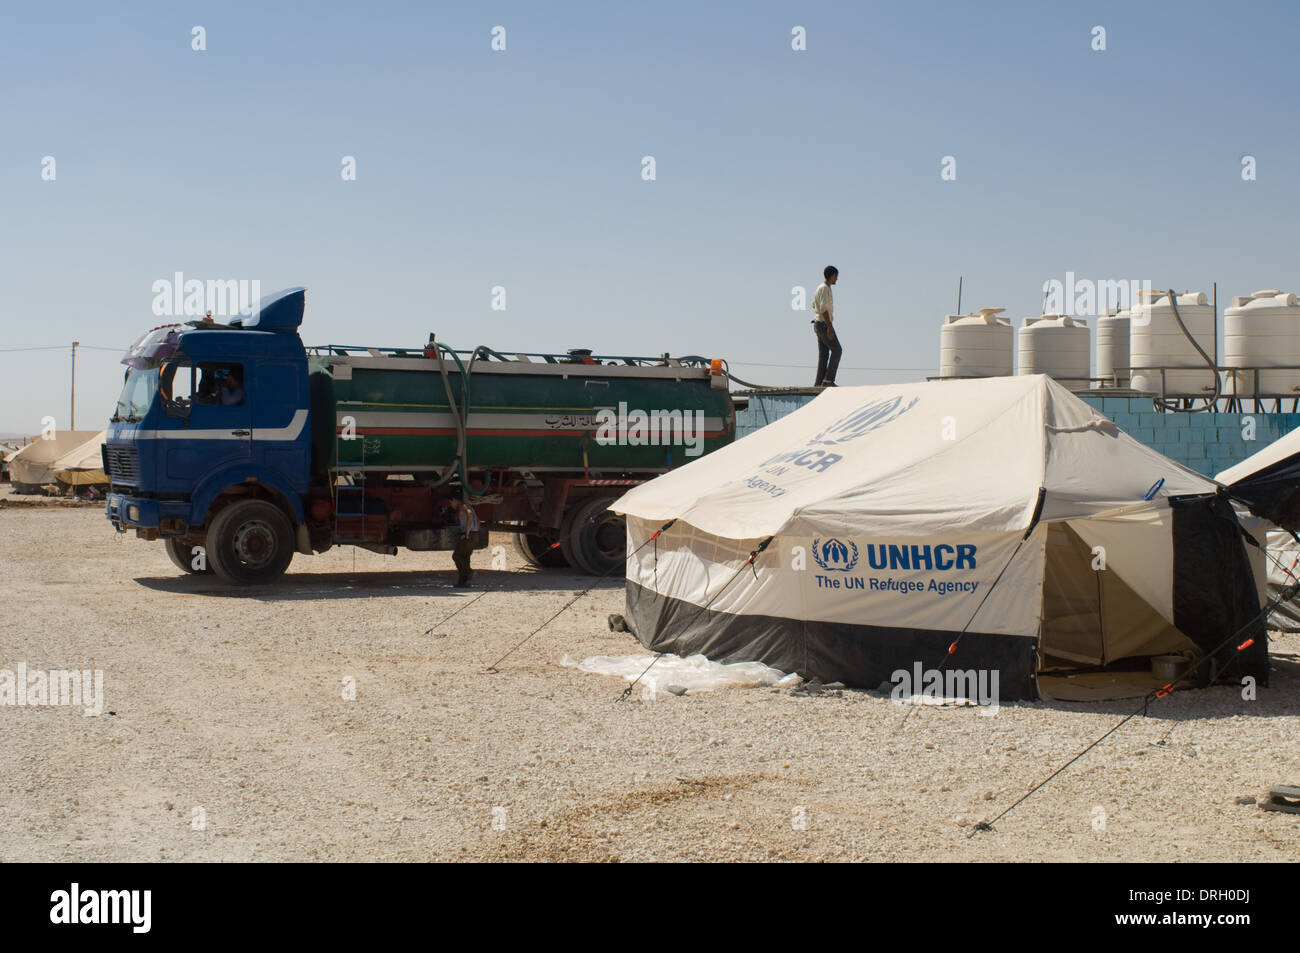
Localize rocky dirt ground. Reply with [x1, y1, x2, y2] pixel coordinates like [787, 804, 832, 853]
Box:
[1, 490, 1297, 862]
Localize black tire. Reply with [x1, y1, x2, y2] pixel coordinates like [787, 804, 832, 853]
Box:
[564, 497, 625, 576]
[206, 499, 295, 585]
[511, 530, 569, 568]
[165, 538, 211, 574]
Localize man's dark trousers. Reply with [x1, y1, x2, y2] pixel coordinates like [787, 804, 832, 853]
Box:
[453, 531, 480, 586]
[813, 320, 842, 386]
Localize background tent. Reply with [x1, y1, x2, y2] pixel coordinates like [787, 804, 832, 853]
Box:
[1217, 430, 1300, 631]
[6, 430, 101, 491]
[612, 376, 1268, 699]
[1260, 530, 1300, 632]
[52, 431, 108, 487]
[1216, 426, 1300, 534]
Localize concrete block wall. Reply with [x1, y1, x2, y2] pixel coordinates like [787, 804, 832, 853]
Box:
[734, 390, 1295, 479]
[1077, 395, 1297, 477]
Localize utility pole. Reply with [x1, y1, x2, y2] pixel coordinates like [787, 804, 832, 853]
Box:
[70, 341, 79, 430]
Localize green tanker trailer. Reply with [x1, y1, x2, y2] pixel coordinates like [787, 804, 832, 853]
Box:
[307, 338, 736, 575]
[103, 288, 736, 585]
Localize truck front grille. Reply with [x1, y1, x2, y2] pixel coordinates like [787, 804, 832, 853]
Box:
[104, 445, 140, 486]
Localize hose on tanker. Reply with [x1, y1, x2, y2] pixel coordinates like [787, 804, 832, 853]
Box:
[673, 355, 775, 391]
[429, 341, 467, 491]
[436, 346, 773, 501]
[1154, 289, 1220, 414]
[433, 341, 488, 498]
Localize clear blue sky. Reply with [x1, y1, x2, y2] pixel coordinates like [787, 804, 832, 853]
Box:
[2, 0, 1298, 433]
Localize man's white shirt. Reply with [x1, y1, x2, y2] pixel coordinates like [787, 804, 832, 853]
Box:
[812, 282, 833, 323]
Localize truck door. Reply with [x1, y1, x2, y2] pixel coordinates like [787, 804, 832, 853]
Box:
[185, 361, 252, 471]
[250, 360, 310, 492]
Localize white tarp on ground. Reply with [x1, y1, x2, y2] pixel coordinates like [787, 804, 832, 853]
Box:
[6, 430, 101, 487]
[560, 652, 793, 699]
[612, 375, 1270, 698]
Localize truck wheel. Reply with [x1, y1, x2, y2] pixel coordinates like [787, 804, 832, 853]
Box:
[206, 499, 295, 585]
[559, 503, 596, 574]
[511, 531, 569, 568]
[564, 497, 625, 576]
[165, 538, 211, 574]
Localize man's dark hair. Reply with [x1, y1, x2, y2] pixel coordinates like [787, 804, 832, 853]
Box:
[824, 265, 838, 280]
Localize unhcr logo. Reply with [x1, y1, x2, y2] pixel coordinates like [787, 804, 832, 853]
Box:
[812, 538, 859, 572]
[808, 395, 919, 446]
[754, 396, 919, 478]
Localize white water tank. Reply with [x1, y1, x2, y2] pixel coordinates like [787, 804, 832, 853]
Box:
[1223, 290, 1300, 397]
[939, 308, 1013, 378]
[1018, 314, 1090, 388]
[1096, 308, 1131, 388]
[1129, 290, 1216, 396]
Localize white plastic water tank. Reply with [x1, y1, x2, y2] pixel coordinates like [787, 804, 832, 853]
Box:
[1129, 291, 1216, 396]
[939, 308, 1013, 378]
[1223, 290, 1300, 396]
[1096, 308, 1131, 388]
[1018, 314, 1090, 388]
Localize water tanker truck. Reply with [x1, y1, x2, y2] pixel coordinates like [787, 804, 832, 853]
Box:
[104, 288, 735, 585]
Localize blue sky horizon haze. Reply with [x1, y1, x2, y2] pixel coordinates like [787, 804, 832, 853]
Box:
[2, 0, 1298, 433]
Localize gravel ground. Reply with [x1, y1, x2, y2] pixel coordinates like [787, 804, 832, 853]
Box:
[1, 490, 1298, 862]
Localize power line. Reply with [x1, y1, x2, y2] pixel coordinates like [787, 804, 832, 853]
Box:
[0, 344, 122, 353]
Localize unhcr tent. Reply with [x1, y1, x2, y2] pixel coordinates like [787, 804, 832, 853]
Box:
[6, 430, 100, 491]
[612, 376, 1268, 699]
[1217, 426, 1300, 534]
[1217, 428, 1300, 632]
[51, 431, 108, 487]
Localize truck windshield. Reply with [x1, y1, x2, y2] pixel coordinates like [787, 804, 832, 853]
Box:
[114, 367, 159, 422]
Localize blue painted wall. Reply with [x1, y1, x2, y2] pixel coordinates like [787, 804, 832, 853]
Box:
[1077, 395, 1295, 478]
[734, 390, 1295, 478]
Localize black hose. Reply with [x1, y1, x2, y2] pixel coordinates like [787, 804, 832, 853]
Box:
[1154, 289, 1220, 413]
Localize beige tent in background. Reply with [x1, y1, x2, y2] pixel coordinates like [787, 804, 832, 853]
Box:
[52, 431, 108, 487]
[6, 430, 101, 491]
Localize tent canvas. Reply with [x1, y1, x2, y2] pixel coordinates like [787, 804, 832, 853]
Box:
[52, 431, 108, 486]
[1216, 425, 1300, 534]
[612, 376, 1268, 700]
[1216, 428, 1300, 631]
[6, 430, 101, 488]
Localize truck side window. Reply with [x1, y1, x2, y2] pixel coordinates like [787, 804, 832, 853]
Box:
[195, 363, 245, 406]
[161, 363, 194, 417]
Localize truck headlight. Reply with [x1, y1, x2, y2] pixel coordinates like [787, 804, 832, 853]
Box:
[128, 505, 140, 522]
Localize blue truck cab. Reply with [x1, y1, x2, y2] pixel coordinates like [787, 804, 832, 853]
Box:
[105, 288, 314, 583]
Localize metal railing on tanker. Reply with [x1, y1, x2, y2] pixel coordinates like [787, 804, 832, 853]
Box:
[930, 364, 1300, 414]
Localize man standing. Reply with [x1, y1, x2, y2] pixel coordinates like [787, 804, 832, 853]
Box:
[448, 497, 481, 587]
[812, 265, 842, 387]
